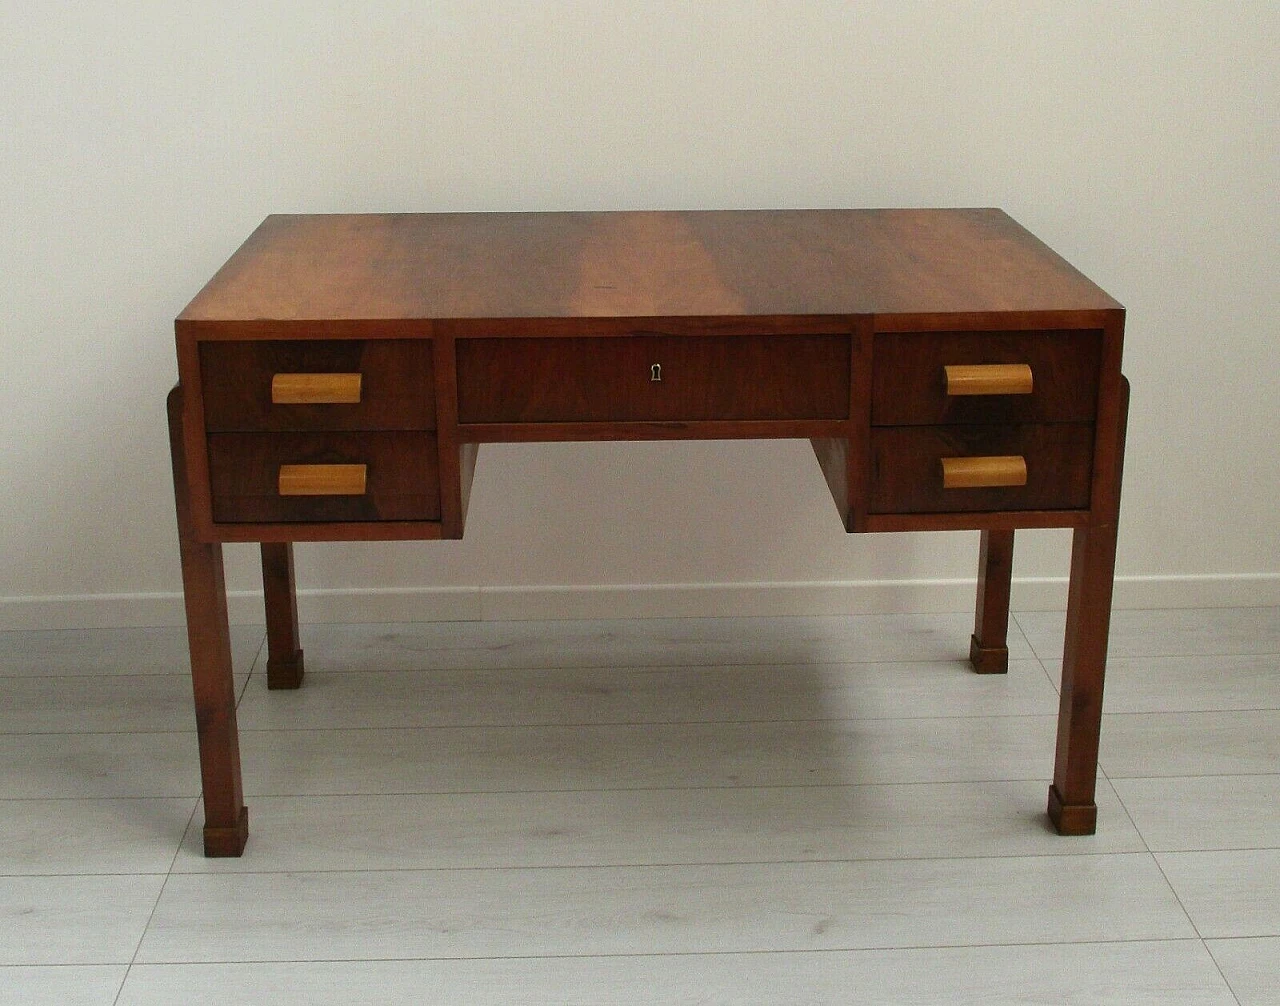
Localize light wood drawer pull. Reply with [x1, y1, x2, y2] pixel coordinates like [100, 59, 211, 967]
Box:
[944, 364, 1033, 396]
[278, 464, 367, 496]
[271, 373, 363, 405]
[941, 455, 1027, 490]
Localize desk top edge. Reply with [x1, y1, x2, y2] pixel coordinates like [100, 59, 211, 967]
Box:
[178, 208, 1124, 325]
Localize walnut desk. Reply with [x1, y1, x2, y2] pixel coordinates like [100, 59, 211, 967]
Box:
[168, 209, 1128, 856]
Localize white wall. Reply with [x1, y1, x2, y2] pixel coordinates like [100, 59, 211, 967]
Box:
[2, 2, 1277, 628]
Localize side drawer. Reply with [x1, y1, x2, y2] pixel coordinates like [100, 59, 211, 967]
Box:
[456, 334, 851, 423]
[207, 432, 440, 522]
[201, 340, 435, 432]
[870, 424, 1094, 514]
[872, 330, 1101, 425]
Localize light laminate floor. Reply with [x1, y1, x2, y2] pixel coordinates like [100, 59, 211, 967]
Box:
[1, 607, 1277, 1004]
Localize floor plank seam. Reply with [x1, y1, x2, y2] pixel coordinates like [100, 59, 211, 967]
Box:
[126, 935, 1217, 967]
[162, 850, 1160, 877]
[111, 799, 201, 1005]
[234, 778, 1072, 797]
[1100, 771, 1280, 780]
[1200, 941, 1249, 1006]
[279, 653, 1061, 673]
[224, 713, 1067, 733]
[271, 655, 1046, 674]
[166, 852, 1147, 877]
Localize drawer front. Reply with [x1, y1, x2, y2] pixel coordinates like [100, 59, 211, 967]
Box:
[456, 335, 851, 424]
[208, 432, 440, 522]
[201, 340, 435, 432]
[872, 330, 1101, 425]
[870, 424, 1094, 514]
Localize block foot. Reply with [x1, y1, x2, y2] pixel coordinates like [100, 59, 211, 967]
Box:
[969, 634, 1009, 674]
[1047, 785, 1097, 835]
[266, 649, 305, 690]
[203, 806, 249, 856]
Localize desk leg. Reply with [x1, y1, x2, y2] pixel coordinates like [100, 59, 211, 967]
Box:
[970, 530, 1013, 674]
[1048, 379, 1129, 835]
[261, 543, 304, 689]
[167, 388, 249, 857]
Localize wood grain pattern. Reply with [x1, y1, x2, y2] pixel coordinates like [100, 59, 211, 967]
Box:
[169, 208, 1129, 850]
[201, 340, 433, 432]
[873, 330, 1101, 425]
[459, 419, 851, 443]
[941, 455, 1028, 490]
[177, 210, 1122, 324]
[211, 521, 444, 543]
[431, 333, 465, 539]
[277, 464, 368, 497]
[270, 372, 362, 405]
[870, 425, 1094, 514]
[260, 542, 304, 690]
[945, 363, 1033, 397]
[1049, 377, 1131, 835]
[166, 387, 247, 856]
[456, 334, 851, 424]
[971, 530, 1015, 675]
[864, 510, 1090, 532]
[811, 437, 851, 527]
[208, 432, 439, 523]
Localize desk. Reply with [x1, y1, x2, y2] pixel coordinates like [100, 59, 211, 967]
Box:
[169, 209, 1128, 856]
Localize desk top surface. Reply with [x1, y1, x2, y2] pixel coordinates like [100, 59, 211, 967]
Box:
[179, 208, 1122, 324]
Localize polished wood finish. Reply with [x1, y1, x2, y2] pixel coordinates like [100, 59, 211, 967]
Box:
[167, 387, 247, 856]
[945, 363, 1033, 397]
[171, 209, 1128, 853]
[208, 432, 439, 522]
[940, 455, 1028, 490]
[212, 520, 445, 543]
[460, 418, 850, 444]
[260, 542, 304, 690]
[845, 319, 877, 533]
[456, 334, 851, 424]
[970, 530, 1015, 675]
[277, 463, 368, 497]
[271, 372, 362, 405]
[201, 340, 434, 432]
[873, 330, 1101, 426]
[864, 509, 1091, 533]
[1049, 378, 1131, 835]
[870, 424, 1094, 513]
[811, 436, 851, 527]
[178, 210, 1121, 325]
[431, 334, 466, 539]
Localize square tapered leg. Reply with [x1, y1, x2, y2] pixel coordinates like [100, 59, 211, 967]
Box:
[168, 386, 248, 856]
[261, 542, 305, 689]
[970, 529, 1014, 674]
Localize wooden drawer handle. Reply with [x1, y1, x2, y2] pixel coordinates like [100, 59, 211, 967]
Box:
[271, 373, 363, 405]
[941, 455, 1027, 490]
[278, 464, 367, 496]
[945, 364, 1033, 396]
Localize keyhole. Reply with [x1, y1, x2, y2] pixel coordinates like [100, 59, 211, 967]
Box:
[650, 363, 662, 382]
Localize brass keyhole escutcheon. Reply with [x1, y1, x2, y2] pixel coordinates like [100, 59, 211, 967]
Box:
[650, 363, 662, 382]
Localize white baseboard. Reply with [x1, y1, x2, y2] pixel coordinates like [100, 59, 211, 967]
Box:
[1, 574, 1277, 630]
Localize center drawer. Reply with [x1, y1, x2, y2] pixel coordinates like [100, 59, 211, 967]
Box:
[201, 339, 435, 432]
[456, 334, 851, 424]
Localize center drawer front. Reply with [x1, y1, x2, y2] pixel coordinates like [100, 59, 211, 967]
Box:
[869, 424, 1095, 514]
[207, 432, 440, 522]
[456, 334, 851, 424]
[872, 330, 1101, 425]
[201, 340, 435, 432]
